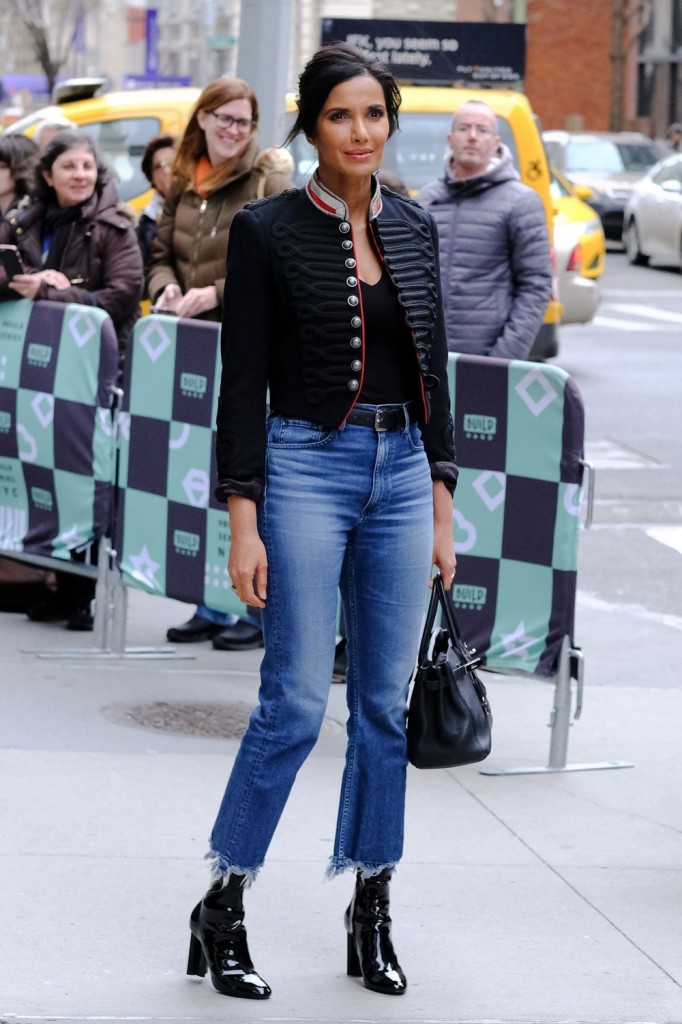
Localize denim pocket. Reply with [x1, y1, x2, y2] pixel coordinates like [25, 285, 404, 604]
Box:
[267, 415, 336, 449]
[405, 421, 426, 452]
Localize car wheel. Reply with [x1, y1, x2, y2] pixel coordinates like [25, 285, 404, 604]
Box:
[624, 219, 649, 266]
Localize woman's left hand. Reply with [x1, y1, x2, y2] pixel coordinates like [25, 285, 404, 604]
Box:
[432, 480, 456, 590]
[175, 285, 219, 318]
[9, 270, 70, 299]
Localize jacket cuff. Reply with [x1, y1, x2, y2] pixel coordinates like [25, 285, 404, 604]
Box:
[214, 477, 264, 504]
[430, 462, 458, 496]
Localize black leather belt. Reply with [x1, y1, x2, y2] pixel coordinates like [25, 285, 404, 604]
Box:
[345, 405, 410, 431]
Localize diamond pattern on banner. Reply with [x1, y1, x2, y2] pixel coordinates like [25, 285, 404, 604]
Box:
[115, 330, 586, 672]
[451, 353, 584, 677]
[0, 301, 118, 559]
[116, 315, 244, 618]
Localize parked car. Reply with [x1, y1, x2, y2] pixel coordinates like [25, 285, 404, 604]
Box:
[542, 130, 660, 240]
[550, 167, 604, 324]
[622, 152, 682, 268]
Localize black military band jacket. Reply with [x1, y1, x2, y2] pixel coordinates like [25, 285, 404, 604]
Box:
[215, 173, 457, 503]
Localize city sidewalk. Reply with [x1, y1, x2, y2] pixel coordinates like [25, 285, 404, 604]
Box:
[0, 586, 680, 1024]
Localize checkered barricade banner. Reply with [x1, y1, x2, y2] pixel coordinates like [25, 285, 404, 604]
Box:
[0, 300, 118, 559]
[115, 314, 242, 615]
[116, 318, 585, 675]
[448, 353, 584, 678]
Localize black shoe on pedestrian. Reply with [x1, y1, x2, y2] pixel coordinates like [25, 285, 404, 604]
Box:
[167, 614, 226, 643]
[212, 620, 264, 651]
[27, 593, 69, 622]
[332, 638, 348, 683]
[66, 602, 94, 632]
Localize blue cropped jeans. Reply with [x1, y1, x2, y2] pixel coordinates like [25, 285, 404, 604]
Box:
[209, 404, 434, 880]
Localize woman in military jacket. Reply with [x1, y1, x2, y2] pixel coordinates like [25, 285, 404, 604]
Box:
[186, 43, 457, 1003]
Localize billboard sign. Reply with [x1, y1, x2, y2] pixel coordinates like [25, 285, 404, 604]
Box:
[320, 19, 526, 84]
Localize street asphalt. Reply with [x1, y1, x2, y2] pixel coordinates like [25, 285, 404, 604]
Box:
[0, 575, 680, 1024]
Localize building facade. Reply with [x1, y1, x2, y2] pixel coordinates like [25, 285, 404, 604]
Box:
[1, 0, 679, 141]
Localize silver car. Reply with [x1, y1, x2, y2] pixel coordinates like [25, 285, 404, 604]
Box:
[542, 130, 660, 240]
[622, 153, 682, 268]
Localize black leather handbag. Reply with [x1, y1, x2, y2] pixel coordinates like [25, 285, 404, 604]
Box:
[407, 574, 492, 769]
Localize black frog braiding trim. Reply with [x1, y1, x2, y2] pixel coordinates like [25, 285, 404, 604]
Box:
[374, 219, 439, 376]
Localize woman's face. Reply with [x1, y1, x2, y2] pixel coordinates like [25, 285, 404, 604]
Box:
[197, 97, 255, 167]
[150, 144, 175, 198]
[43, 146, 98, 207]
[0, 160, 16, 206]
[312, 74, 389, 190]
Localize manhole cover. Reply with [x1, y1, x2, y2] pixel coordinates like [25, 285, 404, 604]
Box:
[103, 701, 342, 738]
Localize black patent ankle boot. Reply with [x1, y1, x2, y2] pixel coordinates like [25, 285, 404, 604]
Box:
[186, 874, 271, 999]
[344, 868, 407, 994]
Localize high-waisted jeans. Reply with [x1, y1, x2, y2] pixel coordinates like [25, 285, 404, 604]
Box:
[208, 404, 434, 880]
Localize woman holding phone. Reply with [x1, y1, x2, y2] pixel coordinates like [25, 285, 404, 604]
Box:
[0, 129, 142, 631]
[0, 128, 142, 367]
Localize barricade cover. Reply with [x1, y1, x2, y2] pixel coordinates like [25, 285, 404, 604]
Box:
[0, 300, 118, 558]
[448, 354, 584, 677]
[116, 319, 584, 672]
[115, 315, 241, 615]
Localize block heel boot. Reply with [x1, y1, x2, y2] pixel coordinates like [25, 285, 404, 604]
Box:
[186, 874, 271, 999]
[344, 868, 407, 994]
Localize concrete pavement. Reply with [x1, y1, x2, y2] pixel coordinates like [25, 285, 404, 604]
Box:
[0, 583, 680, 1024]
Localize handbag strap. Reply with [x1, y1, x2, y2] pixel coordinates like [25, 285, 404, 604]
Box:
[433, 574, 465, 644]
[418, 573, 479, 667]
[417, 579, 443, 666]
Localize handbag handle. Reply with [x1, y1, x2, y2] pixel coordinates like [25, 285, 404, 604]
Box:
[417, 573, 477, 668]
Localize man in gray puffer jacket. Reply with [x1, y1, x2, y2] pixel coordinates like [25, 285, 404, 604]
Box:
[417, 100, 552, 359]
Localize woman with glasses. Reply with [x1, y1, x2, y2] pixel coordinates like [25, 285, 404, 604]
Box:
[148, 78, 292, 321]
[186, 43, 457, 1001]
[148, 78, 294, 650]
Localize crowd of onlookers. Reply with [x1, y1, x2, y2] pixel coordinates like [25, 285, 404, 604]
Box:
[1, 93, 681, 645]
[0, 78, 294, 649]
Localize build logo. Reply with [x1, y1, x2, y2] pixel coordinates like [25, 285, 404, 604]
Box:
[27, 343, 52, 368]
[453, 584, 487, 611]
[180, 373, 208, 400]
[173, 529, 201, 557]
[463, 413, 496, 441]
[31, 487, 53, 511]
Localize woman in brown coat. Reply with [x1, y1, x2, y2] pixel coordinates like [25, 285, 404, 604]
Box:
[0, 128, 143, 366]
[0, 129, 143, 631]
[148, 78, 294, 648]
[148, 77, 293, 321]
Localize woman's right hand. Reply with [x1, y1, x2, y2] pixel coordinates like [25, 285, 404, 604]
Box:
[227, 496, 268, 607]
[154, 283, 182, 312]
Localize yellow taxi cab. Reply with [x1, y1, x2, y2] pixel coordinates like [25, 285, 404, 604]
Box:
[6, 83, 199, 214]
[551, 166, 605, 280]
[550, 166, 605, 327]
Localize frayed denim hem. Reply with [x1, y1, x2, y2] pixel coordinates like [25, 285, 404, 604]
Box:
[325, 856, 397, 880]
[204, 846, 262, 887]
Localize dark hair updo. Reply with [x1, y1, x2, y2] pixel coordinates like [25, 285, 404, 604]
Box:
[286, 42, 401, 145]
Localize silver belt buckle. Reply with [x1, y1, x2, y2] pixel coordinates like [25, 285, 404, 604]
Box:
[374, 409, 389, 431]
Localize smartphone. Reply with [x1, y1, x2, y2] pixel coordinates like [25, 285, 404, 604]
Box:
[150, 305, 179, 316]
[0, 244, 26, 280]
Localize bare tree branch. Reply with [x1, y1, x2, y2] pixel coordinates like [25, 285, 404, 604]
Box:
[6, 0, 95, 96]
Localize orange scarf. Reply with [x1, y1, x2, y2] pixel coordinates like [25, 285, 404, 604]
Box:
[194, 155, 214, 198]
